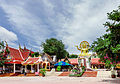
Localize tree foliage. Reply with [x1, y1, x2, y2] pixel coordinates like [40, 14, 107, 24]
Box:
[42, 38, 69, 60]
[0, 41, 9, 66]
[68, 54, 78, 58]
[91, 6, 120, 65]
[31, 52, 39, 57]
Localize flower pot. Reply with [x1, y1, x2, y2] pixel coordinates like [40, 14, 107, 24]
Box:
[42, 74, 45, 77]
[111, 74, 116, 78]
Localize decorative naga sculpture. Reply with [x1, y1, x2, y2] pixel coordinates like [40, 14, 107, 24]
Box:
[76, 41, 90, 56]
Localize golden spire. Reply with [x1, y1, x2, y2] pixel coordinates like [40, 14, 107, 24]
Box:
[19, 43, 22, 51]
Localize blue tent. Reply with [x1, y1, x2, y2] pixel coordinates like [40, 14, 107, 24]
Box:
[54, 61, 72, 66]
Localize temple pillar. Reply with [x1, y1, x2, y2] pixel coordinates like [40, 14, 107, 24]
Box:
[25, 65, 27, 73]
[37, 64, 39, 72]
[31, 65, 34, 73]
[86, 58, 90, 68]
[81, 59, 84, 66]
[3, 65, 5, 71]
[13, 63, 16, 73]
[45, 63, 47, 70]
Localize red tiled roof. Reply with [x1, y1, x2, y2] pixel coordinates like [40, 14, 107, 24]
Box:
[8, 47, 24, 61]
[8, 47, 34, 61]
[68, 59, 78, 65]
[21, 51, 30, 60]
[91, 58, 104, 64]
[58, 58, 78, 65]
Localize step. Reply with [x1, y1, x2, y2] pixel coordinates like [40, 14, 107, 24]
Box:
[46, 72, 62, 76]
[82, 71, 97, 77]
[58, 72, 70, 76]
[97, 71, 111, 78]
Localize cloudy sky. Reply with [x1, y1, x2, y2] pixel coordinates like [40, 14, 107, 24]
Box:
[0, 0, 119, 54]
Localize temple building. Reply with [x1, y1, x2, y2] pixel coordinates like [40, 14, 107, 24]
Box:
[3, 43, 54, 74]
[22, 53, 55, 73]
[4, 44, 34, 73]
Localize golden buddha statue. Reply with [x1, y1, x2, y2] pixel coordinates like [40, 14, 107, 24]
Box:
[76, 41, 90, 56]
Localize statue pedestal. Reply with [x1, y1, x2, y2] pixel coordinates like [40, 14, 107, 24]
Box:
[78, 56, 90, 69]
[85, 58, 90, 68]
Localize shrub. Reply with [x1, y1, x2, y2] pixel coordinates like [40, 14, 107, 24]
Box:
[57, 66, 61, 71]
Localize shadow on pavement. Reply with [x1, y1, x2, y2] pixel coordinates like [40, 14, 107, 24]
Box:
[102, 78, 120, 84]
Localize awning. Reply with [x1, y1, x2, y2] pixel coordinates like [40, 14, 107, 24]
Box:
[54, 61, 72, 66]
[91, 58, 104, 65]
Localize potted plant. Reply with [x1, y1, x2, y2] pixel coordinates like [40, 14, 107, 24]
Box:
[111, 70, 116, 78]
[111, 66, 116, 78]
[40, 68, 46, 77]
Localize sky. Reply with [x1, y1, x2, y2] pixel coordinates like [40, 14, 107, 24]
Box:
[0, 0, 120, 54]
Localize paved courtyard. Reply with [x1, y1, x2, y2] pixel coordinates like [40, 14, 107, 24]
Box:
[0, 77, 120, 84]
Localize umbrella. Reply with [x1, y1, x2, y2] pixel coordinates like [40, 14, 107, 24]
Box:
[54, 61, 72, 66]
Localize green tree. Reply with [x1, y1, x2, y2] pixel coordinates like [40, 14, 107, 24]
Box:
[91, 6, 120, 65]
[32, 52, 39, 57]
[0, 41, 9, 67]
[68, 54, 78, 58]
[42, 38, 69, 60]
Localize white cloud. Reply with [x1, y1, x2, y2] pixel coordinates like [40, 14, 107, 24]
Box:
[0, 0, 119, 54]
[0, 26, 18, 46]
[54, 0, 120, 54]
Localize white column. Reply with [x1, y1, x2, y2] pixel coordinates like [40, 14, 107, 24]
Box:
[81, 59, 84, 66]
[86, 58, 90, 68]
[31, 65, 33, 73]
[13, 63, 16, 73]
[3, 65, 5, 71]
[37, 64, 39, 72]
[25, 65, 27, 73]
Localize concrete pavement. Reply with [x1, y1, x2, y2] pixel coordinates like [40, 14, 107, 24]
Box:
[0, 76, 120, 84]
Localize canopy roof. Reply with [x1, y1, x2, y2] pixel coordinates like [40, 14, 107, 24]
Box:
[54, 61, 72, 66]
[22, 56, 42, 65]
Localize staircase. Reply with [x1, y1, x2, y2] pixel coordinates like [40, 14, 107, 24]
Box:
[46, 69, 62, 76]
[97, 71, 111, 78]
[82, 71, 97, 77]
[58, 72, 70, 76]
